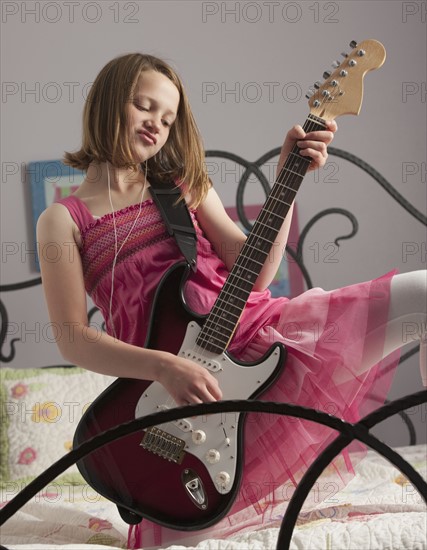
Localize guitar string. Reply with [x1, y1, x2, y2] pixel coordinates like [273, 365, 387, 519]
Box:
[196, 115, 327, 353]
[173, 64, 344, 412]
[161, 119, 330, 446]
[161, 93, 337, 442]
[108, 160, 148, 340]
[196, 121, 318, 352]
[172, 132, 317, 406]
[180, 94, 332, 406]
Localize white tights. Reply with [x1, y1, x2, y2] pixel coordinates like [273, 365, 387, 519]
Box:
[363, 270, 427, 385]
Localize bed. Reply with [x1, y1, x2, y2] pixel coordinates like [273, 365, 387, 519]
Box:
[0, 365, 425, 550]
[1, 147, 426, 550]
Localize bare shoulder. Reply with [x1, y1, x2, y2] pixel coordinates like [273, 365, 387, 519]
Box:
[37, 202, 80, 246]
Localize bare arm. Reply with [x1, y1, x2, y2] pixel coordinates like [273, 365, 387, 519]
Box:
[36, 203, 222, 405]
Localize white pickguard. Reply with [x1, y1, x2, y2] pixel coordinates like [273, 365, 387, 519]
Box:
[135, 321, 282, 494]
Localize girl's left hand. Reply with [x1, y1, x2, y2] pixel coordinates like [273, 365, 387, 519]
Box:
[279, 120, 337, 173]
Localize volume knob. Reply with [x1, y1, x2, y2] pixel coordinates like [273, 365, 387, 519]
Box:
[205, 449, 220, 464]
[215, 471, 231, 487]
[192, 430, 207, 445]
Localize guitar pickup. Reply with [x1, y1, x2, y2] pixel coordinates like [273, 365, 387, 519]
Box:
[159, 405, 192, 432]
[180, 350, 221, 373]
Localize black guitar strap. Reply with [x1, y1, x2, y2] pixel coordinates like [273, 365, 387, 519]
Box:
[148, 178, 198, 271]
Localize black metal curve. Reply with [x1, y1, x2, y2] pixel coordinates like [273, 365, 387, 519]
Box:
[0, 277, 42, 292]
[205, 147, 422, 443]
[0, 299, 20, 363]
[1, 392, 425, 550]
[328, 147, 427, 226]
[0, 278, 42, 362]
[206, 146, 426, 297]
[87, 306, 106, 332]
[297, 207, 359, 264]
[277, 390, 427, 549]
[399, 345, 419, 365]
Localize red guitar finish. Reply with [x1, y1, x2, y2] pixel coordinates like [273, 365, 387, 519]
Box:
[74, 263, 285, 529]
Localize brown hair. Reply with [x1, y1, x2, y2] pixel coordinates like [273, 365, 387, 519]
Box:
[64, 53, 210, 207]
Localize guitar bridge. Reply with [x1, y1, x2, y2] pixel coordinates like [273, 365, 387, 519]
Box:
[140, 427, 185, 464]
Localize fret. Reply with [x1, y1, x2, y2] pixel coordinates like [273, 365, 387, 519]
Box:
[264, 195, 296, 210]
[234, 254, 266, 270]
[206, 313, 239, 331]
[279, 166, 306, 179]
[197, 331, 229, 349]
[201, 341, 226, 355]
[275, 182, 299, 194]
[307, 114, 327, 129]
[259, 208, 285, 222]
[206, 314, 239, 334]
[285, 151, 312, 167]
[261, 205, 284, 217]
[223, 278, 253, 296]
[208, 300, 242, 318]
[254, 219, 285, 234]
[228, 273, 258, 290]
[206, 310, 240, 327]
[265, 192, 294, 210]
[237, 247, 270, 265]
[233, 263, 260, 277]
[245, 234, 274, 249]
[214, 293, 247, 310]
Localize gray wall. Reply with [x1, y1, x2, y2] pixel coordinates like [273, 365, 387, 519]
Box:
[2, 1, 426, 446]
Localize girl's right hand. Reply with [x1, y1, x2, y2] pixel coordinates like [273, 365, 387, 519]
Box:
[157, 352, 223, 406]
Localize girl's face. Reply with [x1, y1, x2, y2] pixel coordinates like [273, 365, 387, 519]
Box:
[127, 69, 180, 162]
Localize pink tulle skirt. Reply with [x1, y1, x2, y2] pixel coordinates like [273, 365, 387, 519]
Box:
[128, 271, 401, 549]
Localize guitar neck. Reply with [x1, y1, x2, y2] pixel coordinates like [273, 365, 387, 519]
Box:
[197, 114, 327, 354]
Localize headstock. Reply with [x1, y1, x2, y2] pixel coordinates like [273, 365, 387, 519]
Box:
[307, 39, 386, 120]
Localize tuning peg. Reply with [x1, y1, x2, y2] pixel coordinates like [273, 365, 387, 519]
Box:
[341, 52, 348, 58]
[305, 90, 314, 99]
[350, 40, 358, 48]
[313, 81, 322, 89]
[323, 70, 332, 79]
[332, 60, 340, 68]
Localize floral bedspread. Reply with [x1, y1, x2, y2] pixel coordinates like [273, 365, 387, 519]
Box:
[1, 445, 425, 550]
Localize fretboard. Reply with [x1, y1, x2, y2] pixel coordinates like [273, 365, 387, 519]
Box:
[197, 114, 326, 354]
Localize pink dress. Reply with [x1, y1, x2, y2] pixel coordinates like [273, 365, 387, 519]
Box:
[57, 195, 400, 548]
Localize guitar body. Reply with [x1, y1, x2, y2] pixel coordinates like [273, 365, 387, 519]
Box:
[74, 262, 286, 530]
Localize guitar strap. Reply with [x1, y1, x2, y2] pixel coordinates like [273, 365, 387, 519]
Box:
[148, 178, 198, 271]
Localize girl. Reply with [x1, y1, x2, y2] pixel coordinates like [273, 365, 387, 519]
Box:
[37, 53, 426, 548]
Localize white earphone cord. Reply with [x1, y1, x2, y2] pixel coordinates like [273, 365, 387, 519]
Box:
[107, 160, 148, 339]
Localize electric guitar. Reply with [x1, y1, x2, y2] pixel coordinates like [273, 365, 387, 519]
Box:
[73, 39, 386, 530]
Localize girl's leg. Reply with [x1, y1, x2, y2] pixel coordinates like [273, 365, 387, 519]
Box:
[376, 270, 426, 384]
[336, 270, 426, 385]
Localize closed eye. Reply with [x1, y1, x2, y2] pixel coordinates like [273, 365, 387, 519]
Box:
[134, 101, 174, 127]
[134, 103, 148, 111]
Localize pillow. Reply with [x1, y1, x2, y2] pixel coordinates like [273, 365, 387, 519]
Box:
[0, 367, 115, 488]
